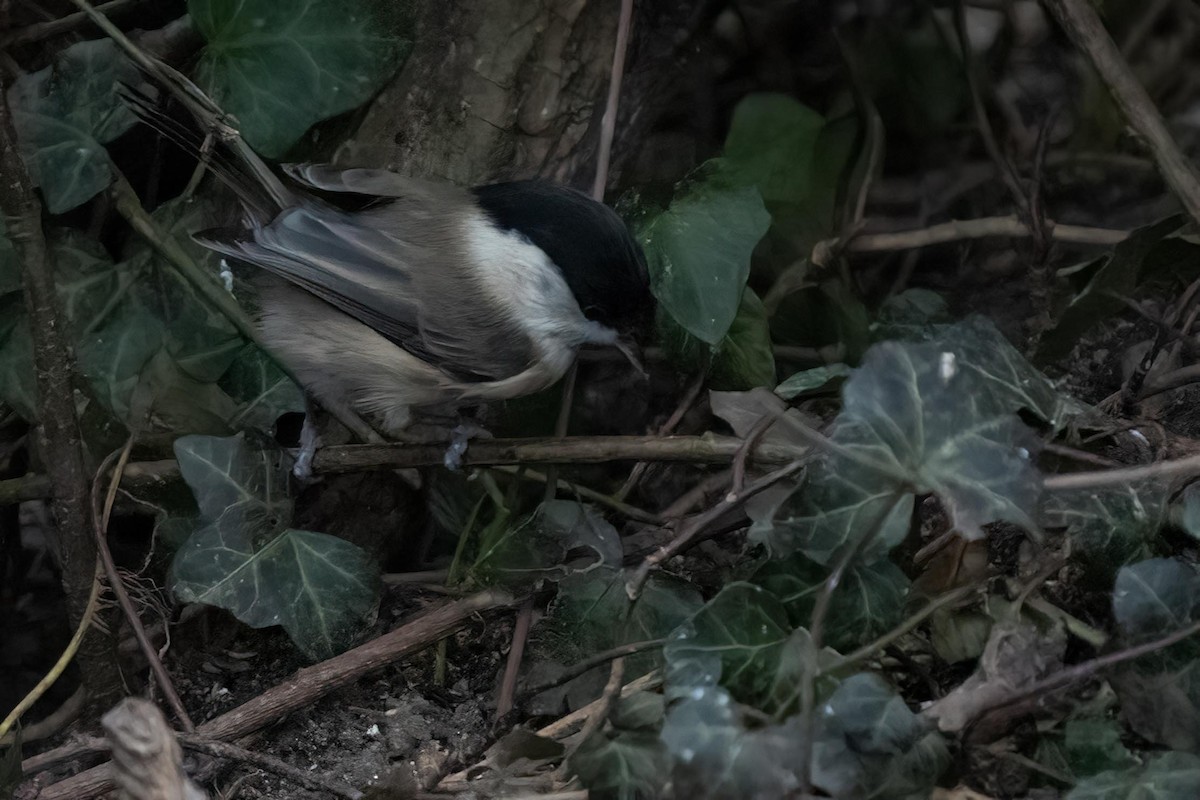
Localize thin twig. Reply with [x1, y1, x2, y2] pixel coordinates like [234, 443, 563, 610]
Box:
[1044, 0, 1200, 225]
[591, 0, 636, 199]
[1, 435, 808, 505]
[0, 0, 139, 47]
[967, 618, 1200, 730]
[495, 597, 535, 720]
[842, 216, 1127, 252]
[616, 373, 705, 502]
[821, 585, 978, 676]
[521, 639, 665, 699]
[492, 465, 661, 524]
[558, 657, 625, 777]
[31, 590, 518, 799]
[91, 441, 194, 730]
[953, 0, 1029, 217]
[1043, 451, 1200, 491]
[177, 734, 362, 799]
[625, 460, 805, 599]
[799, 492, 907, 792]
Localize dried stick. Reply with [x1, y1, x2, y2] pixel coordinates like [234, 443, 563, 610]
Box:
[0, 0, 140, 47]
[91, 441, 194, 730]
[844, 216, 1126, 252]
[29, 590, 516, 800]
[965, 618, 1200, 732]
[1044, 0, 1200, 225]
[520, 639, 665, 699]
[1043, 451, 1200, 491]
[102, 698, 206, 800]
[0, 67, 118, 703]
[176, 735, 362, 800]
[624, 460, 805, 600]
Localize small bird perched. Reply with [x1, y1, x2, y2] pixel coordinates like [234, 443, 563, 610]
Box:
[121, 82, 652, 474]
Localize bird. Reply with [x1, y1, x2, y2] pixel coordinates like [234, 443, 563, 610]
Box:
[120, 80, 652, 475]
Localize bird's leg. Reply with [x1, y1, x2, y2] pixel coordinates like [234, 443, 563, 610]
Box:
[291, 397, 383, 483]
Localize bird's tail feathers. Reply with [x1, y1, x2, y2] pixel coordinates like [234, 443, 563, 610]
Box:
[117, 61, 293, 225]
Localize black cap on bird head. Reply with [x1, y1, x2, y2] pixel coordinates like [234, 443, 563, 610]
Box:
[471, 181, 654, 336]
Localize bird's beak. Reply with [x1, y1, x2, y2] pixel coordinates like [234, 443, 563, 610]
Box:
[614, 336, 648, 377]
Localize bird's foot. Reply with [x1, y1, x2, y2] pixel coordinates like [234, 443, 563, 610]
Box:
[291, 412, 323, 484]
[443, 420, 491, 471]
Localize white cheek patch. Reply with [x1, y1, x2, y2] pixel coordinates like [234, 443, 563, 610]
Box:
[464, 216, 618, 348]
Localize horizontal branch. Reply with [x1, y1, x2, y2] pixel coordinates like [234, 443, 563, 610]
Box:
[1, 436, 805, 504]
[845, 215, 1127, 253]
[312, 434, 802, 473]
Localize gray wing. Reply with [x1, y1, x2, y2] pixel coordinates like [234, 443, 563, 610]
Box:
[197, 174, 537, 383]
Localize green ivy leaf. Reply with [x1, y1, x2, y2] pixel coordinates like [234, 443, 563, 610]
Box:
[6, 39, 143, 213]
[1173, 482, 1200, 542]
[758, 319, 1055, 563]
[171, 434, 379, 659]
[471, 500, 623, 587]
[661, 686, 807, 800]
[709, 288, 776, 390]
[570, 729, 671, 800]
[544, 564, 701, 674]
[811, 673, 949, 799]
[1043, 482, 1167, 573]
[660, 287, 776, 390]
[1063, 718, 1137, 778]
[775, 364, 852, 399]
[752, 554, 910, 652]
[190, 0, 410, 158]
[664, 583, 792, 708]
[1113, 558, 1200, 640]
[1064, 752, 1200, 800]
[1110, 558, 1200, 753]
[871, 289, 951, 342]
[641, 182, 770, 346]
[220, 344, 305, 432]
[722, 93, 826, 208]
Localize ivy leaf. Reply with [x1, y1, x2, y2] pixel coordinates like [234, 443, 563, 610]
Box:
[122, 198, 243, 383]
[1064, 752, 1200, 800]
[220, 344, 305, 432]
[758, 321, 1049, 562]
[6, 39, 143, 213]
[1043, 483, 1168, 573]
[871, 289, 951, 342]
[753, 554, 910, 652]
[570, 730, 671, 800]
[1173, 482, 1200, 542]
[664, 583, 840, 715]
[661, 686, 807, 800]
[1063, 718, 1137, 778]
[171, 434, 379, 659]
[1112, 558, 1200, 639]
[664, 583, 792, 708]
[1110, 559, 1200, 753]
[641, 182, 770, 346]
[709, 288, 776, 390]
[190, 0, 410, 158]
[544, 565, 701, 673]
[811, 673, 949, 799]
[472, 500, 623, 587]
[775, 364, 851, 400]
[722, 93, 826, 208]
